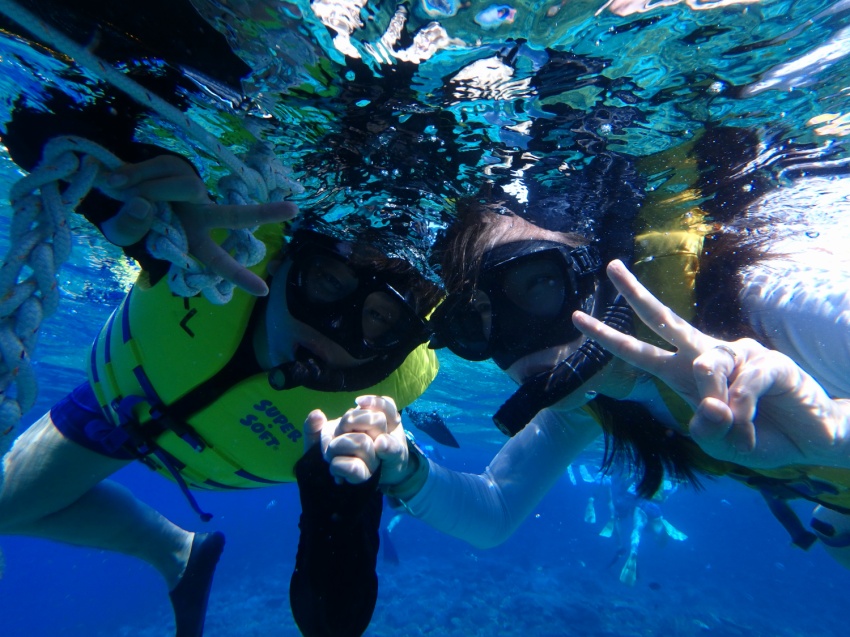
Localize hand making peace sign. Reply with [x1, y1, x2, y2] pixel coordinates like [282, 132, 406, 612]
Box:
[572, 260, 850, 470]
[102, 155, 299, 296]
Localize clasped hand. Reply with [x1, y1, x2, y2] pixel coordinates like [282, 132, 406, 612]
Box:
[573, 260, 850, 469]
[102, 155, 299, 296]
[303, 396, 412, 486]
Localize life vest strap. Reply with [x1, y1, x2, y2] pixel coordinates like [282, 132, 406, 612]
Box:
[111, 395, 205, 457]
[728, 471, 850, 550]
[759, 490, 818, 551]
[152, 449, 214, 522]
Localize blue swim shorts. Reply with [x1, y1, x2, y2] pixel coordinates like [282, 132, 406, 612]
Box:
[51, 383, 136, 460]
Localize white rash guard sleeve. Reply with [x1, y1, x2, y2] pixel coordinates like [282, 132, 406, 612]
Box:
[741, 262, 850, 398]
[739, 179, 850, 398]
[403, 406, 601, 548]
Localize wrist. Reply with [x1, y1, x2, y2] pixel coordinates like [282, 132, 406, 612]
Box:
[382, 438, 429, 502]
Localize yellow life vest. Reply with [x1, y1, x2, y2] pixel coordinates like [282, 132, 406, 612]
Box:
[632, 137, 713, 335]
[87, 224, 439, 490]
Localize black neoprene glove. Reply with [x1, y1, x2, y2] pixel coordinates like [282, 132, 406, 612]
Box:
[290, 444, 383, 637]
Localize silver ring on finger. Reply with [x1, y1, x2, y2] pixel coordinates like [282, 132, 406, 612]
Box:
[712, 344, 737, 362]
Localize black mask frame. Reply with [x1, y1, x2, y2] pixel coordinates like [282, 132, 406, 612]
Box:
[430, 240, 602, 369]
[285, 230, 430, 361]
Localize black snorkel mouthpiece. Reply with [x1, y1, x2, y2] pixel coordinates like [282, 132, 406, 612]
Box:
[268, 359, 347, 392]
[492, 294, 632, 436]
[267, 344, 417, 393]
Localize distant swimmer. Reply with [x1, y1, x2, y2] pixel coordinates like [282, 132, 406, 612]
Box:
[381, 513, 404, 566]
[574, 465, 687, 584]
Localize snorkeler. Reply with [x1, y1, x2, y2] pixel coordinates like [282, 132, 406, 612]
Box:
[0, 153, 441, 637]
[583, 470, 687, 585]
[0, 152, 441, 637]
[313, 129, 850, 575]
[0, 50, 442, 637]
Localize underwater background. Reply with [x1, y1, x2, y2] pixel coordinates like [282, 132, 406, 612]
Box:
[1, 203, 848, 637]
[2, 291, 849, 637]
[2, 0, 850, 635]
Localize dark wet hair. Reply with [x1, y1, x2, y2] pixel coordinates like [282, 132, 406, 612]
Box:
[433, 152, 644, 291]
[692, 124, 850, 339]
[589, 396, 709, 497]
[432, 197, 588, 298]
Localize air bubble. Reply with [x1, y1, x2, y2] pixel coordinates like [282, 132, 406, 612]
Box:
[584, 390, 598, 399]
[708, 81, 725, 95]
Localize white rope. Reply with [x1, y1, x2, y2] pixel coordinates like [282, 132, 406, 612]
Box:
[0, 133, 303, 450]
[156, 143, 304, 303]
[0, 136, 96, 450]
[0, 0, 306, 449]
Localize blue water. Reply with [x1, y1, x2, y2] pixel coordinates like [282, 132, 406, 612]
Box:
[2, 0, 850, 635]
[2, 225, 848, 636]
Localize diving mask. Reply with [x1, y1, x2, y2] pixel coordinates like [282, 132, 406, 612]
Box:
[430, 240, 602, 369]
[285, 231, 430, 361]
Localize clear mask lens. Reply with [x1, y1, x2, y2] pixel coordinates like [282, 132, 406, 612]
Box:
[286, 238, 425, 358]
[434, 242, 593, 366]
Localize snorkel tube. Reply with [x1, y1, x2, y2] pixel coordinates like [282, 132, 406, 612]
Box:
[491, 152, 641, 436]
[492, 288, 632, 436]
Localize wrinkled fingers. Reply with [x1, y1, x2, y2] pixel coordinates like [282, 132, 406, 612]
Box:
[100, 198, 154, 246]
[573, 309, 670, 376]
[605, 260, 695, 346]
[187, 235, 269, 296]
[107, 156, 211, 204]
[337, 407, 390, 439]
[689, 396, 755, 461]
[329, 456, 376, 484]
[692, 343, 739, 404]
[355, 395, 401, 429]
[326, 432, 379, 483]
[122, 174, 211, 204]
[199, 201, 300, 229]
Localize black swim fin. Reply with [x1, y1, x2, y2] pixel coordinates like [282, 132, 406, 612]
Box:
[169, 531, 226, 637]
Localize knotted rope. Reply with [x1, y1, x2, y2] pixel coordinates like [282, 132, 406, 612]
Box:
[0, 134, 300, 451]
[0, 0, 303, 450]
[147, 143, 302, 303]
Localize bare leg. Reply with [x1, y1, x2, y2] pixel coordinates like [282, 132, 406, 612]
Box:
[0, 411, 191, 587]
[2, 409, 225, 636]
